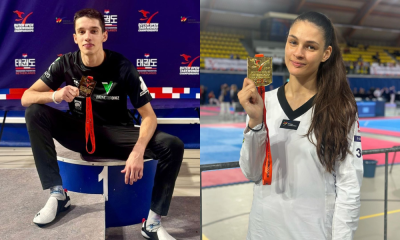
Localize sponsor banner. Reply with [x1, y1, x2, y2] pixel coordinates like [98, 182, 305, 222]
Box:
[13, 10, 34, 32]
[104, 9, 118, 32]
[180, 16, 200, 24]
[15, 54, 35, 75]
[370, 64, 400, 75]
[56, 17, 73, 24]
[137, 54, 157, 75]
[204, 58, 247, 71]
[180, 54, 199, 75]
[138, 10, 159, 32]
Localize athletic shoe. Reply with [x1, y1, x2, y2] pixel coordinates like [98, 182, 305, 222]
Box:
[33, 190, 71, 227]
[141, 219, 176, 240]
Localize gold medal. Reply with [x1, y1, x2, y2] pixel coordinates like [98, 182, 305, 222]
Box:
[78, 76, 97, 97]
[247, 56, 273, 87]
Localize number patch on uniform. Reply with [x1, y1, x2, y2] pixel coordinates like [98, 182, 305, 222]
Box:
[356, 148, 362, 158]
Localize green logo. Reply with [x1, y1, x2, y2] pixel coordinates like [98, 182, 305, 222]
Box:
[102, 81, 113, 94]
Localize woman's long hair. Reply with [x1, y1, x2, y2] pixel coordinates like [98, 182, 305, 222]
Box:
[292, 12, 358, 173]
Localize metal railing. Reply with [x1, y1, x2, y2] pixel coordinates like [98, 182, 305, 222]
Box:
[200, 146, 400, 240]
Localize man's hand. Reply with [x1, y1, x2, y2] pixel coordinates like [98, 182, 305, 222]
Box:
[121, 149, 144, 185]
[55, 85, 79, 103]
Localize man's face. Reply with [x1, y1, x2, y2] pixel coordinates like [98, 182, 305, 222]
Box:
[73, 17, 107, 56]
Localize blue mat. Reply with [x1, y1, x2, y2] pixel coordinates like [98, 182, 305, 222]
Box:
[200, 127, 243, 165]
[359, 119, 400, 132]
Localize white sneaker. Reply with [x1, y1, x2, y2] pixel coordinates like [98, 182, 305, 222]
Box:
[141, 219, 176, 240]
[33, 191, 71, 227]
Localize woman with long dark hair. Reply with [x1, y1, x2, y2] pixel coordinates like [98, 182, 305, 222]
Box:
[238, 12, 363, 239]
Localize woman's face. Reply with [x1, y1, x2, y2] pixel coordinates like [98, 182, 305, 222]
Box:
[285, 20, 332, 79]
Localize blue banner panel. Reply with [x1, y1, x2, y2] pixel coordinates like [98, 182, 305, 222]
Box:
[0, 0, 199, 106]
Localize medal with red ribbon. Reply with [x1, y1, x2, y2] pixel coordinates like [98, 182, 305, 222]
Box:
[78, 75, 97, 154]
[248, 54, 273, 185]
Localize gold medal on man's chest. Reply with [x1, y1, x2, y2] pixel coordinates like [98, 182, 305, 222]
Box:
[247, 56, 273, 87]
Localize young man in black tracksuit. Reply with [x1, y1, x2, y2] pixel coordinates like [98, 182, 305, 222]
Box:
[21, 8, 182, 240]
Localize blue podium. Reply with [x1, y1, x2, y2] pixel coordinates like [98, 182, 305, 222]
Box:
[57, 150, 158, 229]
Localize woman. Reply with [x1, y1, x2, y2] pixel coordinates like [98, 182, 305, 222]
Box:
[238, 12, 363, 240]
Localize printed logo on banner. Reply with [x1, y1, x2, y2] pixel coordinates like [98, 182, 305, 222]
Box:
[136, 54, 157, 75]
[138, 10, 159, 32]
[104, 9, 118, 32]
[180, 54, 200, 75]
[56, 17, 73, 24]
[180, 16, 200, 24]
[13, 10, 34, 32]
[15, 53, 35, 75]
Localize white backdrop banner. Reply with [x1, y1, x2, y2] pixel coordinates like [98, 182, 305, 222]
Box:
[204, 58, 247, 71]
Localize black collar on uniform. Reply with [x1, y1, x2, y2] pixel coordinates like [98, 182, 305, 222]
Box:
[277, 82, 316, 120]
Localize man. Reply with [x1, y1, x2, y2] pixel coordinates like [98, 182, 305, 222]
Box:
[21, 8, 183, 240]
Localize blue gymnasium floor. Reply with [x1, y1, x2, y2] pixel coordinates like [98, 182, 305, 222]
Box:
[200, 126, 244, 165]
[200, 118, 400, 165]
[359, 118, 400, 132]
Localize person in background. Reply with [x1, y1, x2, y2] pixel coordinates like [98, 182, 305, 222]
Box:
[219, 84, 231, 117]
[374, 87, 383, 99]
[389, 86, 396, 104]
[373, 52, 381, 63]
[200, 85, 207, 105]
[230, 84, 239, 111]
[208, 91, 219, 105]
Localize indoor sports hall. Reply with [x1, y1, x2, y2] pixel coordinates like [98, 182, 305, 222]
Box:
[200, 1, 400, 239]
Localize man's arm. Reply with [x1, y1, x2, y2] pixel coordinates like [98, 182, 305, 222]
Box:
[121, 102, 157, 185]
[21, 79, 79, 107]
[134, 102, 157, 153]
[21, 79, 54, 107]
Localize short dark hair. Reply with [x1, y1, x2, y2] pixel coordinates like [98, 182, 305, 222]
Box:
[74, 8, 105, 33]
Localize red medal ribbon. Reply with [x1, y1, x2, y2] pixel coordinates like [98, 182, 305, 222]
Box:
[84, 75, 96, 154]
[258, 86, 272, 185]
[85, 96, 95, 154]
[254, 54, 272, 185]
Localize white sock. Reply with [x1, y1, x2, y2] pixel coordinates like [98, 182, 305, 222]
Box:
[50, 185, 65, 200]
[146, 209, 161, 232]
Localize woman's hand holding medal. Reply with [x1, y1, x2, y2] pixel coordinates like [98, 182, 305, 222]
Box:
[238, 78, 264, 128]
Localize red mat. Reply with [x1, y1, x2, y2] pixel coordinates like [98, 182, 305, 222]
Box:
[200, 106, 220, 112]
[201, 136, 400, 188]
[361, 127, 400, 137]
[200, 123, 246, 128]
[361, 136, 400, 165]
[202, 168, 249, 188]
[200, 111, 217, 116]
